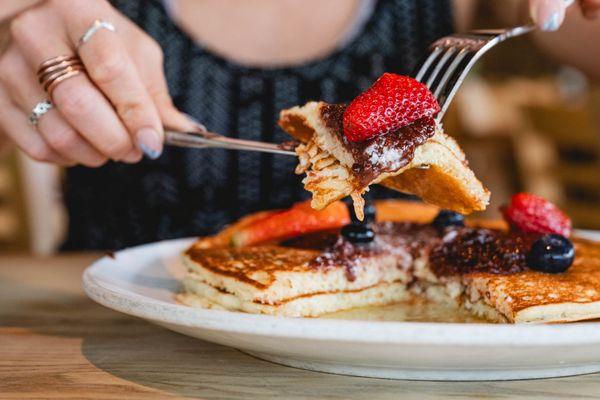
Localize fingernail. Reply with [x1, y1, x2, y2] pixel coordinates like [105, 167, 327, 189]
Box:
[543, 11, 561, 31]
[533, 0, 566, 31]
[137, 128, 163, 160]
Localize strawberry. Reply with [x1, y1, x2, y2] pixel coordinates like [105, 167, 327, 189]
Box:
[343, 73, 440, 142]
[502, 193, 572, 237]
[231, 200, 350, 247]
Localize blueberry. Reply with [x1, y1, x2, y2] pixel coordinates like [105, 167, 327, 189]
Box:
[432, 210, 465, 228]
[526, 234, 575, 274]
[341, 224, 375, 244]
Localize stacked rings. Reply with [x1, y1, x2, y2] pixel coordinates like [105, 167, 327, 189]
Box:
[37, 55, 85, 100]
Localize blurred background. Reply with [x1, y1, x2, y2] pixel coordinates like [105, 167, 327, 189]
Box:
[0, 1, 598, 255]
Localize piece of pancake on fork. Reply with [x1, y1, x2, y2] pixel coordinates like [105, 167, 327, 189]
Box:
[279, 101, 489, 219]
[278, 73, 490, 219]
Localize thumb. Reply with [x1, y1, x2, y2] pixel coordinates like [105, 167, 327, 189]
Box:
[530, 0, 570, 31]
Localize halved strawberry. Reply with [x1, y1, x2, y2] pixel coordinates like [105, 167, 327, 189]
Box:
[343, 73, 440, 142]
[231, 200, 350, 247]
[502, 193, 572, 237]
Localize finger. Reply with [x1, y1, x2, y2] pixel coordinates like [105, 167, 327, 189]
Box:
[57, 4, 163, 158]
[10, 7, 138, 161]
[0, 46, 109, 167]
[54, 76, 144, 162]
[0, 85, 72, 165]
[126, 28, 201, 134]
[143, 66, 198, 133]
[530, 0, 567, 31]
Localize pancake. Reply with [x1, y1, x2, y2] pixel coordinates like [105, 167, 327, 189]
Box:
[465, 238, 600, 323]
[179, 233, 413, 316]
[178, 280, 409, 317]
[279, 102, 490, 219]
[410, 237, 600, 323]
[179, 200, 600, 323]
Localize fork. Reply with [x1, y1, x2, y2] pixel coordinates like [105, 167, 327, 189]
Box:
[165, 128, 297, 156]
[165, 25, 535, 155]
[414, 24, 535, 121]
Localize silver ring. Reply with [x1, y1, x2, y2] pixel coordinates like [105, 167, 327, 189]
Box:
[78, 19, 116, 47]
[29, 100, 53, 126]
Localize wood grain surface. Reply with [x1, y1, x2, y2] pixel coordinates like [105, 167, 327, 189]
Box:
[1, 254, 600, 399]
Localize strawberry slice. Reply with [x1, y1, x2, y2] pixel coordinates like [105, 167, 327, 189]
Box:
[231, 200, 350, 247]
[343, 73, 440, 142]
[502, 193, 572, 237]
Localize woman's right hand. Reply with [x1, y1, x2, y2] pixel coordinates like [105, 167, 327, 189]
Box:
[0, 0, 195, 166]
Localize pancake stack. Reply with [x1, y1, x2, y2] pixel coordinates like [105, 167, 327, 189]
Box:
[179, 238, 412, 317]
[178, 201, 600, 323]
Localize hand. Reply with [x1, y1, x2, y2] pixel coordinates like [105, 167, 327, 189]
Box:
[530, 0, 600, 31]
[0, 0, 195, 166]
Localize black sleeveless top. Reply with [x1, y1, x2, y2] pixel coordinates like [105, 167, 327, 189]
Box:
[62, 0, 453, 250]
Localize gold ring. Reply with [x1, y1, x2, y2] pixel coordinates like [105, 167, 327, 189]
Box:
[37, 55, 79, 72]
[41, 65, 85, 91]
[37, 55, 87, 101]
[37, 59, 83, 84]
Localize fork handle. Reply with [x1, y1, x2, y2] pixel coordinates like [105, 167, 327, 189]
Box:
[164, 130, 297, 156]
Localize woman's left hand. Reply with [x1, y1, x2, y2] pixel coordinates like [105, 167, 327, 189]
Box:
[530, 0, 600, 31]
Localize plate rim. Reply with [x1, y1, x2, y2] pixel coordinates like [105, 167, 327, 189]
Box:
[83, 232, 600, 347]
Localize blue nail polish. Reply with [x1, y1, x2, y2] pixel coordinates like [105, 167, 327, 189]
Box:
[543, 12, 560, 31]
[140, 143, 161, 160]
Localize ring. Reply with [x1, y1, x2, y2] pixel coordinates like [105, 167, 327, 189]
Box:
[78, 19, 116, 47]
[37, 59, 83, 84]
[37, 55, 79, 70]
[37, 55, 86, 100]
[28, 100, 53, 126]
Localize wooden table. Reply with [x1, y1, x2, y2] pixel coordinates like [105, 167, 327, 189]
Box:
[2, 255, 600, 400]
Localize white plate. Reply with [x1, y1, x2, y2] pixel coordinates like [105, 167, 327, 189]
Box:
[83, 231, 600, 381]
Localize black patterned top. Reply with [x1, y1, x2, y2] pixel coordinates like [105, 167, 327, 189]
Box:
[61, 0, 453, 250]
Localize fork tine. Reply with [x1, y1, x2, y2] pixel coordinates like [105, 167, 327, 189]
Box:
[431, 48, 470, 99]
[435, 51, 480, 119]
[413, 24, 536, 121]
[414, 46, 443, 82]
[424, 47, 457, 89]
